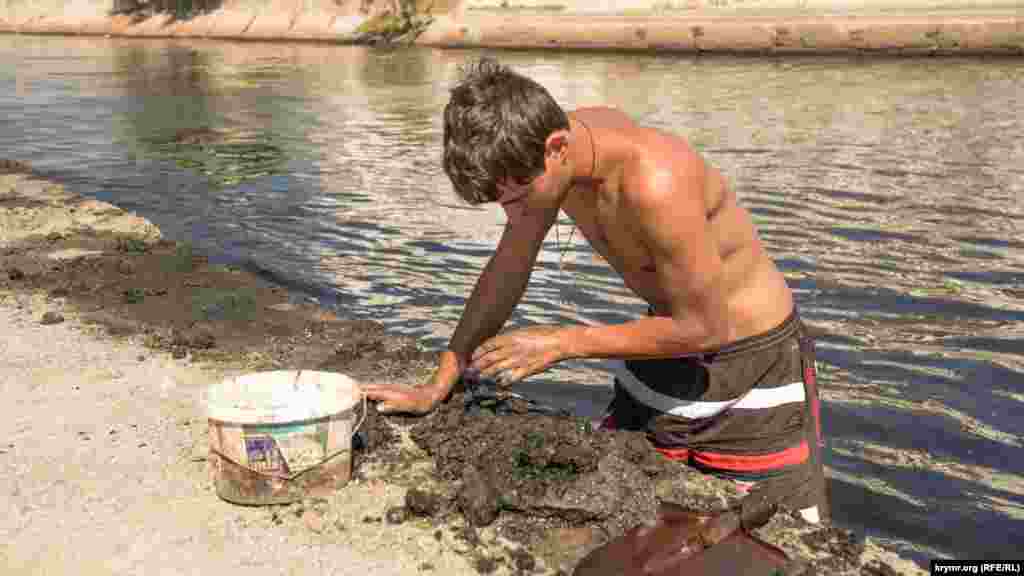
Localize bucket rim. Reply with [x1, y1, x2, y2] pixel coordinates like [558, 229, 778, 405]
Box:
[204, 370, 362, 425]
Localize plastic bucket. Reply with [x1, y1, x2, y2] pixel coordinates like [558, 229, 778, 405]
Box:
[204, 370, 365, 506]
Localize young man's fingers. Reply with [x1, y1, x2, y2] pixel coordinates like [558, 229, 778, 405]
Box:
[362, 385, 403, 403]
[471, 349, 510, 374]
[478, 356, 522, 380]
[471, 343, 498, 363]
[363, 389, 408, 414]
[472, 333, 514, 360]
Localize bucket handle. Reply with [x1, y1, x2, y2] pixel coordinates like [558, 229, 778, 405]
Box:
[351, 385, 367, 444]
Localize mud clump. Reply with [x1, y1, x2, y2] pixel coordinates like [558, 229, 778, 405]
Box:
[459, 466, 500, 526]
[404, 387, 921, 574]
[408, 391, 747, 571]
[406, 487, 443, 518]
[1, 230, 435, 389]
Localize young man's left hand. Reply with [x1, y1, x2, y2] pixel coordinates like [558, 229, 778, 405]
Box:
[470, 325, 570, 385]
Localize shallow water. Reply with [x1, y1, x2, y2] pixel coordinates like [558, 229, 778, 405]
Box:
[2, 35, 1021, 565]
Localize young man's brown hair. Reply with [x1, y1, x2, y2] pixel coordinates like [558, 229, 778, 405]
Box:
[442, 57, 570, 205]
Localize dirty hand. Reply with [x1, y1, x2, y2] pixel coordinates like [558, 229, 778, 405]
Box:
[362, 383, 441, 415]
[470, 325, 568, 385]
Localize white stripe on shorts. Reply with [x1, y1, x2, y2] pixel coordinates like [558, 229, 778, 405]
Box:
[612, 360, 806, 420]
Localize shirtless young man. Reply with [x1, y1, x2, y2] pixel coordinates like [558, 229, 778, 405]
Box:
[364, 57, 828, 522]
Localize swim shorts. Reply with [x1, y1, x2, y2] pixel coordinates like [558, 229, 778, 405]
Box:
[600, 310, 830, 521]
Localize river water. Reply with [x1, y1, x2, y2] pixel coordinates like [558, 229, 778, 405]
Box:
[2, 35, 1021, 566]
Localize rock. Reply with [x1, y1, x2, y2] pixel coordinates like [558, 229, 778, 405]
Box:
[7, 267, 24, 281]
[459, 467, 499, 527]
[172, 347, 187, 359]
[457, 525, 482, 548]
[509, 548, 537, 572]
[40, 311, 65, 325]
[405, 488, 441, 518]
[385, 506, 408, 525]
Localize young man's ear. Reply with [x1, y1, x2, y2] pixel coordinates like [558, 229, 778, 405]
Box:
[544, 130, 571, 160]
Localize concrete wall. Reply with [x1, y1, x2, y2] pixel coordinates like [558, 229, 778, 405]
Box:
[0, 0, 427, 37]
[2, 0, 1022, 53]
[458, 0, 1024, 14]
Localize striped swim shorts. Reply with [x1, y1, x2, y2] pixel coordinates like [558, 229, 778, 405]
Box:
[600, 310, 829, 522]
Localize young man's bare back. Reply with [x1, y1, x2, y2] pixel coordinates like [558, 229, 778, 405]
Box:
[364, 58, 828, 523]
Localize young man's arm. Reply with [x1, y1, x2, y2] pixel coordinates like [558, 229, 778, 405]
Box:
[364, 201, 557, 413]
[469, 160, 734, 384]
[560, 162, 733, 360]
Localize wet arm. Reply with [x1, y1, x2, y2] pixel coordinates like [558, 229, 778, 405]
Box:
[432, 206, 557, 399]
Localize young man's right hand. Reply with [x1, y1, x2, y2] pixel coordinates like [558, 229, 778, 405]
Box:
[362, 350, 465, 415]
[361, 382, 444, 415]
[363, 202, 555, 416]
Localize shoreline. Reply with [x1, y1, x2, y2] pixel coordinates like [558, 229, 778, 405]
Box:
[0, 166, 483, 575]
[1, 6, 1022, 55]
[0, 165, 931, 574]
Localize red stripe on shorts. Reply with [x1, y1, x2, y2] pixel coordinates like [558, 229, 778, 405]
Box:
[656, 440, 810, 473]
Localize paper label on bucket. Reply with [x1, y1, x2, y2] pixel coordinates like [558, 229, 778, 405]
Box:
[245, 435, 288, 474]
[244, 422, 329, 475]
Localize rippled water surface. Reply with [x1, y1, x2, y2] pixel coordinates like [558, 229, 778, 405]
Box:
[2, 35, 1021, 565]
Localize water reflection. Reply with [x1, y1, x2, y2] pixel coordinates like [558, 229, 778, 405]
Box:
[1, 35, 1022, 565]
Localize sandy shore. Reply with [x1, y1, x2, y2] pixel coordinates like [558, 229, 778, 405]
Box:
[0, 292, 480, 576]
[0, 167, 928, 575]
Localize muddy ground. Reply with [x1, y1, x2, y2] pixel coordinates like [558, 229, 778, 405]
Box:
[0, 165, 924, 575]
